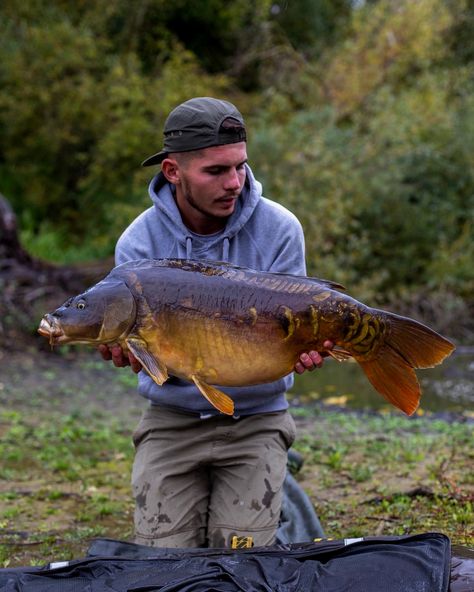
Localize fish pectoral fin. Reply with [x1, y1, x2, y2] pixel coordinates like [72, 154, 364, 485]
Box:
[126, 337, 169, 385]
[191, 375, 234, 416]
[327, 347, 352, 362]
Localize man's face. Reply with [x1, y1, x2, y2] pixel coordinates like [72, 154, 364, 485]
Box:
[173, 142, 247, 231]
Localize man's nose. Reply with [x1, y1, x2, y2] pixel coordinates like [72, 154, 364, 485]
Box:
[223, 168, 242, 191]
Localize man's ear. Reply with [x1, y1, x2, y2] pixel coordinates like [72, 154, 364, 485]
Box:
[161, 158, 181, 185]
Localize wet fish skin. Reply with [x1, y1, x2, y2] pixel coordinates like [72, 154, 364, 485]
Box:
[38, 259, 455, 416]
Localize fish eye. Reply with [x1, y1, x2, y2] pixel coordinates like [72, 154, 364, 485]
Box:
[76, 301, 86, 310]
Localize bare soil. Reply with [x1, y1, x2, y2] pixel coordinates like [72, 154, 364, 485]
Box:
[0, 346, 472, 567]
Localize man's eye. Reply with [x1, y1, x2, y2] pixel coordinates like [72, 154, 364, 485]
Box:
[77, 301, 86, 310]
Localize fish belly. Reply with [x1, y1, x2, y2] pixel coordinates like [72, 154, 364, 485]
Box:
[148, 312, 299, 386]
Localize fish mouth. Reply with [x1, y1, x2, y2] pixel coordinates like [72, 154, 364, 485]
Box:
[38, 315, 67, 345]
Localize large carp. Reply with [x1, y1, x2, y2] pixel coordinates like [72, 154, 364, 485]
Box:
[38, 259, 454, 416]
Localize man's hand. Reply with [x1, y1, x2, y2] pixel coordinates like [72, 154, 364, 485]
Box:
[294, 340, 334, 374]
[98, 344, 142, 374]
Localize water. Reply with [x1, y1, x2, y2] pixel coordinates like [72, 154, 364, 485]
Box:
[290, 349, 474, 414]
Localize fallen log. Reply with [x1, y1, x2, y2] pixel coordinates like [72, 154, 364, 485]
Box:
[0, 194, 110, 349]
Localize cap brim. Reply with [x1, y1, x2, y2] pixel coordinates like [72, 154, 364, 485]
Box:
[141, 150, 168, 167]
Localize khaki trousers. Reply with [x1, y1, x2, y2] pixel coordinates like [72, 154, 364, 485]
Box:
[131, 406, 296, 548]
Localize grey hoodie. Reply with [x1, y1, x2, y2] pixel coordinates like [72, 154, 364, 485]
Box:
[115, 164, 306, 416]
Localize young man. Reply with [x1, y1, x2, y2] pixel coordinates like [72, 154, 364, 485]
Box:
[100, 97, 331, 548]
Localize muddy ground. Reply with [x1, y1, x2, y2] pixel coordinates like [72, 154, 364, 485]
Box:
[0, 345, 472, 567]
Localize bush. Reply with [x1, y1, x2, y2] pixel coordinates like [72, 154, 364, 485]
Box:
[0, 0, 472, 331]
[0, 6, 230, 257]
[249, 67, 474, 306]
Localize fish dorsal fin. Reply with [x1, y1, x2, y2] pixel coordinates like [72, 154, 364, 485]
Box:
[116, 258, 346, 294]
[306, 277, 346, 292]
[191, 375, 234, 416]
[126, 336, 169, 385]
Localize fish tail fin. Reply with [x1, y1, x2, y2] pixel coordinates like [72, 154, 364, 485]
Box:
[357, 314, 455, 416]
[384, 313, 455, 369]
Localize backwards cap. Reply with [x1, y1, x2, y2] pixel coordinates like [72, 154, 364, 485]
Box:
[141, 97, 246, 167]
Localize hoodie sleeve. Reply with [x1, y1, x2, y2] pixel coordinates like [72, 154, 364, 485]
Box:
[257, 199, 306, 276]
[267, 217, 306, 276]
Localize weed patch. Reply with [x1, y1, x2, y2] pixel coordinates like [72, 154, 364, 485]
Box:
[294, 409, 473, 544]
[0, 350, 472, 566]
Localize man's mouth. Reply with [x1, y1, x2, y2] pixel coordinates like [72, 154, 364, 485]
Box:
[215, 195, 238, 205]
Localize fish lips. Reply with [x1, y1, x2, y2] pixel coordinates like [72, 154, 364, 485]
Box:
[38, 315, 67, 345]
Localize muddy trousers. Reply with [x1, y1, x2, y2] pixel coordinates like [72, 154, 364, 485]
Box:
[131, 406, 296, 548]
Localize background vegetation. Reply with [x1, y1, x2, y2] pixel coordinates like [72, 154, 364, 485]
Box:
[0, 1, 473, 567]
[1, 0, 473, 337]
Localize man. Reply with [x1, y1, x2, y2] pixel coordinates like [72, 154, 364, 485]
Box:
[100, 97, 331, 548]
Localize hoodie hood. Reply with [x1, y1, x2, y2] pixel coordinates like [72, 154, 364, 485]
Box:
[148, 164, 262, 260]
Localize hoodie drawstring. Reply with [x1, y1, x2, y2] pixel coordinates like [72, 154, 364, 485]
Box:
[184, 235, 230, 261]
[186, 236, 193, 259]
[222, 237, 230, 261]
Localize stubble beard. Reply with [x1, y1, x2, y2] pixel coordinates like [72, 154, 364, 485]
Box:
[181, 177, 233, 222]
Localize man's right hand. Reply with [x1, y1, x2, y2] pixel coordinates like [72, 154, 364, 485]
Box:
[98, 344, 142, 373]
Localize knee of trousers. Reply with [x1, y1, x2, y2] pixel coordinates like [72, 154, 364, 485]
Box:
[134, 527, 207, 548]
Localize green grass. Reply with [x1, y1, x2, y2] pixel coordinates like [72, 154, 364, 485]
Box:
[0, 350, 472, 566]
[20, 226, 113, 265]
[293, 408, 473, 544]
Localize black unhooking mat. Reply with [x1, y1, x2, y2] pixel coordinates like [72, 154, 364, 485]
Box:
[0, 533, 456, 592]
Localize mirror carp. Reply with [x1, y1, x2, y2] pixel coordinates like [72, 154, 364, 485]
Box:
[38, 259, 455, 416]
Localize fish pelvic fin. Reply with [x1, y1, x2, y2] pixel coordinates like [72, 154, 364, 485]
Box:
[191, 375, 234, 416]
[356, 314, 455, 416]
[126, 336, 169, 385]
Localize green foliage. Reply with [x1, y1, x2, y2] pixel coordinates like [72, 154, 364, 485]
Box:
[0, 2, 230, 252]
[270, 0, 352, 56]
[0, 0, 472, 319]
[249, 0, 474, 310]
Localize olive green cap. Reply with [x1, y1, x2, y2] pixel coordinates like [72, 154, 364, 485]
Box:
[141, 97, 246, 167]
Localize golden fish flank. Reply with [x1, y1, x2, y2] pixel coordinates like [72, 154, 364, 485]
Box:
[38, 258, 455, 417]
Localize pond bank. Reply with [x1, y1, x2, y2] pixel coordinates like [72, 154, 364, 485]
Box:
[0, 348, 472, 566]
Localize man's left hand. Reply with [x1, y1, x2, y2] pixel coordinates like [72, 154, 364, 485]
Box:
[294, 340, 334, 374]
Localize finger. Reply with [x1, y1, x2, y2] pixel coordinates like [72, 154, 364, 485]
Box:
[298, 352, 321, 371]
[298, 351, 321, 369]
[309, 351, 324, 367]
[128, 352, 142, 374]
[294, 361, 305, 374]
[111, 345, 129, 367]
[320, 340, 335, 357]
[98, 344, 112, 361]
